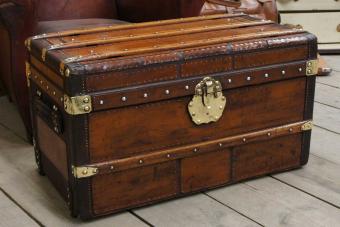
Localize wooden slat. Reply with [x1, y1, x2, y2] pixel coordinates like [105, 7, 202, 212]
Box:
[273, 154, 340, 208]
[0, 124, 148, 227]
[207, 177, 340, 227]
[311, 127, 340, 164]
[0, 190, 39, 227]
[133, 194, 260, 227]
[61, 28, 303, 64]
[31, 13, 242, 40]
[314, 102, 340, 134]
[315, 83, 340, 109]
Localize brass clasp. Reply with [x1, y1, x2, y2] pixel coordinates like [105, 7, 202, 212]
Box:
[188, 77, 226, 125]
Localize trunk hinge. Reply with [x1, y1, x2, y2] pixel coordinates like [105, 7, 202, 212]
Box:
[72, 166, 99, 179]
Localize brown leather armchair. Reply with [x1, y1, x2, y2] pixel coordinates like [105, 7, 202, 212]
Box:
[0, 0, 205, 140]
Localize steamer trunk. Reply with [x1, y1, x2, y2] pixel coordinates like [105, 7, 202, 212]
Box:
[26, 14, 317, 219]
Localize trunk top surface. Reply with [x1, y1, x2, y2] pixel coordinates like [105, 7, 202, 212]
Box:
[28, 14, 314, 77]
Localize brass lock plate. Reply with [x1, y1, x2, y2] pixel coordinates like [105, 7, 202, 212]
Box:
[188, 77, 226, 125]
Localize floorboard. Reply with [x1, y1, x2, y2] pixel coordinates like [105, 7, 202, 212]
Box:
[314, 102, 340, 134]
[0, 125, 148, 227]
[207, 177, 340, 227]
[0, 190, 39, 227]
[315, 83, 340, 109]
[133, 193, 261, 227]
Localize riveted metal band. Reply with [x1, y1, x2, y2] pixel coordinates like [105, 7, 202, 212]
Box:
[64, 95, 92, 115]
[306, 60, 318, 76]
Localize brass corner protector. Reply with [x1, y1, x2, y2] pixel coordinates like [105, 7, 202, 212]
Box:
[25, 62, 31, 87]
[25, 38, 32, 51]
[306, 60, 318, 76]
[64, 94, 92, 115]
[59, 62, 71, 77]
[72, 166, 98, 179]
[301, 121, 313, 131]
[41, 48, 47, 62]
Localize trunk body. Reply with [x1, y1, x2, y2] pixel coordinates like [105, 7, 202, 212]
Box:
[26, 14, 317, 219]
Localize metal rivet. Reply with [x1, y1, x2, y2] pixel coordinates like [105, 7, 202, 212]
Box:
[40, 80, 43, 84]
[307, 62, 312, 67]
[165, 90, 170, 95]
[53, 105, 58, 111]
[36, 90, 42, 96]
[124, 49, 129, 51]
[110, 166, 114, 170]
[299, 68, 303, 72]
[243, 138, 247, 142]
[139, 159, 144, 164]
[185, 85, 190, 90]
[64, 104, 68, 109]
[82, 170, 88, 175]
[289, 128, 293, 132]
[83, 97, 89, 103]
[219, 143, 223, 147]
[167, 154, 171, 158]
[143, 93, 148, 98]
[60, 97, 63, 102]
[246, 76, 251, 81]
[307, 69, 312, 74]
[191, 112, 196, 116]
[227, 79, 232, 84]
[219, 106, 223, 110]
[189, 102, 193, 107]
[100, 100, 104, 105]
[193, 148, 198, 153]
[54, 127, 58, 132]
[53, 91, 56, 96]
[267, 132, 271, 137]
[265, 73, 269, 78]
[197, 119, 201, 123]
[282, 70, 286, 75]
[46, 86, 49, 90]
[71, 38, 75, 42]
[84, 106, 90, 112]
[122, 97, 127, 102]
[214, 116, 219, 120]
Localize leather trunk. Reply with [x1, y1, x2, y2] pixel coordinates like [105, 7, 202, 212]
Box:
[26, 14, 318, 219]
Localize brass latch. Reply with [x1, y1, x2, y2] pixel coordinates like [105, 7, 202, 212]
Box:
[72, 166, 98, 179]
[188, 77, 226, 125]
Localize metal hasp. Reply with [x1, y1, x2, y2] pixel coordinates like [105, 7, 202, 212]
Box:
[72, 166, 98, 179]
[188, 77, 226, 125]
[306, 60, 318, 76]
[64, 95, 92, 115]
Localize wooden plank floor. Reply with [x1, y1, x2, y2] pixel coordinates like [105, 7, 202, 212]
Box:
[0, 55, 339, 227]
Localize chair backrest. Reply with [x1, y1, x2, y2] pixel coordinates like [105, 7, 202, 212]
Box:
[115, 0, 205, 22]
[34, 0, 118, 21]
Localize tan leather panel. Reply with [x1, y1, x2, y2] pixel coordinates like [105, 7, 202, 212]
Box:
[36, 117, 68, 180]
[89, 77, 306, 162]
[234, 45, 308, 69]
[181, 150, 231, 193]
[31, 56, 64, 88]
[181, 55, 233, 77]
[233, 134, 302, 181]
[92, 161, 178, 215]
